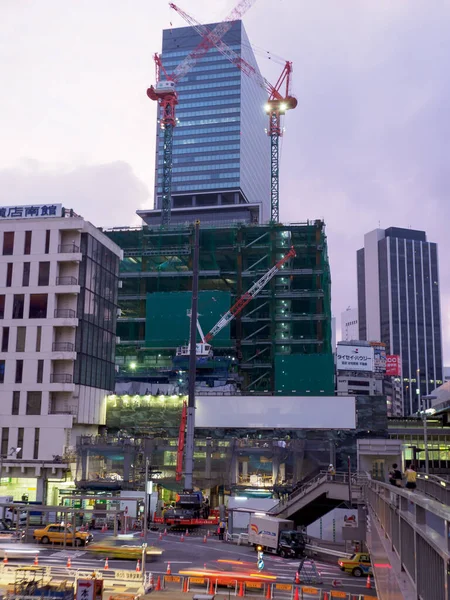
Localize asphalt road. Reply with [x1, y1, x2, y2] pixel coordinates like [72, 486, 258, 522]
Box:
[2, 530, 376, 597]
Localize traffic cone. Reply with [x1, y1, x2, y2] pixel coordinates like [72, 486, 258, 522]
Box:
[66, 556, 72, 568]
[366, 575, 371, 589]
[149, 573, 154, 588]
[183, 578, 189, 593]
[3, 552, 8, 564]
[203, 535, 207, 543]
[295, 571, 300, 584]
[185, 528, 189, 537]
[238, 582, 244, 597]
[136, 559, 141, 573]
[207, 529, 210, 537]
[180, 533, 184, 542]
[140, 529, 144, 538]
[208, 578, 214, 594]
[34, 553, 39, 566]
[159, 532, 163, 541]
[293, 586, 299, 600]
[265, 583, 272, 600]
[166, 562, 172, 575]
[323, 594, 329, 600]
[155, 576, 162, 591]
[164, 528, 167, 536]
[104, 557, 109, 570]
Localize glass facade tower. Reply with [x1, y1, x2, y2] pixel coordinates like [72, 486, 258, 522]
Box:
[143, 21, 270, 226]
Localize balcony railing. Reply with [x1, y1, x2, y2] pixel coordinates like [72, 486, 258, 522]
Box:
[58, 243, 80, 253]
[54, 309, 76, 319]
[50, 373, 73, 384]
[56, 276, 78, 286]
[52, 342, 75, 352]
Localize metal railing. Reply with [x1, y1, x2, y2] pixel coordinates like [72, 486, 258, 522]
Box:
[50, 373, 73, 384]
[366, 478, 450, 600]
[58, 243, 80, 253]
[56, 276, 78, 285]
[54, 308, 76, 318]
[416, 472, 450, 504]
[52, 342, 75, 352]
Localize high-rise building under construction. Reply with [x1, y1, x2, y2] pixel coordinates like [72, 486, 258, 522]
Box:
[141, 21, 271, 227]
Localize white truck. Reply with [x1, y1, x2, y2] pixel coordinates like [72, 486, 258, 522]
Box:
[0, 496, 27, 527]
[248, 515, 306, 558]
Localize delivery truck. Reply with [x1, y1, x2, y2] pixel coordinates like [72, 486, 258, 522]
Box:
[248, 515, 306, 558]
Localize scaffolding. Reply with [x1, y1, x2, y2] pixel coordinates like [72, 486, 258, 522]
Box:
[106, 221, 332, 394]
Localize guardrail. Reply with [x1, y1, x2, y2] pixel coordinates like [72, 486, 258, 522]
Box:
[416, 472, 450, 505]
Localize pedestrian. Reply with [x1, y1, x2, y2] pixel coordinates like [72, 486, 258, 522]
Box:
[404, 464, 417, 490]
[218, 519, 225, 541]
[389, 463, 403, 487]
[327, 464, 336, 481]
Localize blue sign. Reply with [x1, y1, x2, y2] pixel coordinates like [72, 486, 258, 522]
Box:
[257, 559, 264, 571]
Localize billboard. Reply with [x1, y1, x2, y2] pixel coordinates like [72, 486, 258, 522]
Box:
[196, 396, 356, 429]
[336, 345, 374, 372]
[371, 343, 386, 373]
[386, 355, 401, 376]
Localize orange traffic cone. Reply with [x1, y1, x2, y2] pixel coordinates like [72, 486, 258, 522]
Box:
[207, 529, 210, 537]
[238, 582, 244, 597]
[293, 587, 299, 600]
[66, 556, 72, 568]
[104, 557, 109, 570]
[155, 576, 162, 591]
[180, 533, 184, 542]
[159, 532, 163, 541]
[295, 571, 300, 584]
[34, 554, 39, 566]
[3, 552, 8, 564]
[149, 573, 154, 588]
[136, 559, 141, 573]
[203, 535, 207, 543]
[164, 528, 167, 536]
[366, 575, 371, 589]
[323, 594, 329, 600]
[185, 528, 189, 537]
[140, 529, 144, 538]
[166, 562, 172, 575]
[208, 578, 214, 594]
[183, 578, 189, 593]
[265, 583, 272, 600]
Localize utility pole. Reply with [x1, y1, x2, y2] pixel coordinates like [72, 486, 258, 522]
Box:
[185, 220, 200, 491]
[143, 457, 149, 542]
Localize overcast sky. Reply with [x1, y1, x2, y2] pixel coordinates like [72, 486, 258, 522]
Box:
[1, 1, 449, 360]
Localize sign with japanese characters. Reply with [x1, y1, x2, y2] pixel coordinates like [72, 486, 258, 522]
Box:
[371, 343, 387, 373]
[386, 354, 401, 376]
[336, 345, 374, 372]
[0, 204, 62, 219]
[76, 579, 94, 600]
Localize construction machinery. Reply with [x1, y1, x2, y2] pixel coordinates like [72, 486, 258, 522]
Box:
[170, 3, 297, 223]
[147, 0, 257, 228]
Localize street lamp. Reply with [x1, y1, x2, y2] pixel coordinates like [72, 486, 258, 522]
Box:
[421, 395, 437, 475]
[0, 447, 22, 487]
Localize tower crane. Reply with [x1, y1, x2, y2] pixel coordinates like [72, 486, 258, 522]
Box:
[176, 246, 296, 357]
[170, 4, 298, 223]
[147, 0, 257, 228]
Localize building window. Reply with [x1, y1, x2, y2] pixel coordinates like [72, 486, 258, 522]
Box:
[26, 392, 42, 415]
[33, 428, 40, 460]
[22, 262, 30, 287]
[45, 230, 51, 254]
[17, 429, 23, 458]
[15, 360, 23, 384]
[29, 294, 47, 319]
[36, 326, 42, 352]
[12, 295, 24, 319]
[12, 391, 20, 415]
[0, 296, 4, 319]
[24, 231, 32, 255]
[37, 360, 44, 384]
[1, 327, 9, 352]
[16, 327, 26, 352]
[6, 263, 13, 287]
[38, 262, 50, 286]
[2, 232, 14, 256]
[0, 360, 5, 384]
[1, 428, 9, 456]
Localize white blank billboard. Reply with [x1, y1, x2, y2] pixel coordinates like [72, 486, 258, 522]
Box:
[196, 396, 356, 429]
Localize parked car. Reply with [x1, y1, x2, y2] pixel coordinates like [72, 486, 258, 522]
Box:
[338, 552, 372, 577]
[33, 524, 93, 547]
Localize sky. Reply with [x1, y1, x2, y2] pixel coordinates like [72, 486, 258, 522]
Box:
[1, 0, 450, 359]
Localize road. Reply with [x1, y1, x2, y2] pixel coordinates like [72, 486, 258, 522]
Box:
[1, 530, 376, 597]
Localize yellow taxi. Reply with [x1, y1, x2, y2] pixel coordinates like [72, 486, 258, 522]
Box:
[33, 524, 92, 547]
[88, 538, 163, 560]
[338, 552, 372, 577]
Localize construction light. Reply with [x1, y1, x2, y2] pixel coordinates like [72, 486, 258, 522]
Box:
[129, 362, 137, 370]
[264, 103, 270, 113]
[280, 103, 287, 111]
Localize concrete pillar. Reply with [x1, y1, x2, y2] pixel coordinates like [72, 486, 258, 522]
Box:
[230, 453, 238, 485]
[272, 456, 280, 485]
[279, 463, 286, 483]
[242, 460, 248, 480]
[36, 476, 48, 504]
[204, 439, 212, 497]
[81, 451, 89, 481]
[123, 448, 133, 483]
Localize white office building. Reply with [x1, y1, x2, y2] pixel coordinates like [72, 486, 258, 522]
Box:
[340, 307, 358, 342]
[0, 205, 122, 502]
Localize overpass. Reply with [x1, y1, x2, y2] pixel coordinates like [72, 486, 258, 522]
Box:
[268, 471, 365, 525]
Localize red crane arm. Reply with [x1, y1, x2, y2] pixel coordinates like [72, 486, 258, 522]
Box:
[175, 401, 187, 481]
[204, 247, 296, 343]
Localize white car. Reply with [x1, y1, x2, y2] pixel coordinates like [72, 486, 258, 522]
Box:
[0, 543, 40, 560]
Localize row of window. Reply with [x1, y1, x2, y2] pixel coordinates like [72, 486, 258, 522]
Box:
[177, 79, 240, 92]
[0, 293, 49, 319]
[0, 426, 39, 460]
[162, 45, 240, 59]
[4, 261, 51, 288]
[173, 94, 240, 105]
[167, 61, 238, 75]
[169, 143, 240, 155]
[161, 135, 241, 147]
[176, 107, 240, 119]
[159, 172, 240, 183]
[162, 50, 240, 67]
[1, 325, 42, 352]
[0, 359, 45, 385]
[160, 181, 240, 192]
[159, 153, 240, 166]
[1, 230, 49, 256]
[178, 116, 240, 127]
[158, 162, 239, 174]
[159, 125, 241, 139]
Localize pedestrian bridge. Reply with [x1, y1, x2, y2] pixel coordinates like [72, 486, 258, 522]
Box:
[269, 471, 365, 524]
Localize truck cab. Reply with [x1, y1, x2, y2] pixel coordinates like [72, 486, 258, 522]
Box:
[278, 530, 306, 558]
